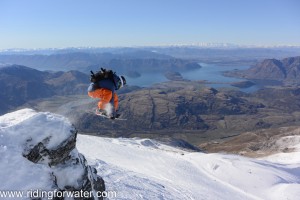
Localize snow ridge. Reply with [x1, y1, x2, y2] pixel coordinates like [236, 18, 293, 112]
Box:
[77, 135, 300, 200]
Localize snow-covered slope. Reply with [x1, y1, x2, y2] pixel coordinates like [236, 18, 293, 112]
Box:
[77, 135, 300, 200]
[261, 135, 300, 165]
[0, 109, 104, 199]
[1, 109, 299, 200]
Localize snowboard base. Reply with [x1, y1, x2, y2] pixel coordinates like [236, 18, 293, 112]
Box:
[94, 109, 127, 120]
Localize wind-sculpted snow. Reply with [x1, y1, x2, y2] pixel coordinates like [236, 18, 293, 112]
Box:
[0, 109, 105, 199]
[0, 109, 73, 191]
[77, 135, 300, 200]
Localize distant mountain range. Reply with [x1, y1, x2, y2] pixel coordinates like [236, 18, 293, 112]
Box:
[1, 47, 300, 72]
[247, 56, 300, 80]
[0, 65, 89, 114]
[1, 63, 300, 144]
[225, 56, 300, 85]
[0, 50, 201, 74]
[1, 44, 300, 54]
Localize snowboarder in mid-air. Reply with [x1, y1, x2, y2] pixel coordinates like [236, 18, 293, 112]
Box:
[88, 68, 126, 119]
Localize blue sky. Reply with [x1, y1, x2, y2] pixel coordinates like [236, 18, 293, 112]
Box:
[0, 0, 299, 49]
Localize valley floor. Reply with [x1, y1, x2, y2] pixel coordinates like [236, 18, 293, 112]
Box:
[77, 135, 300, 200]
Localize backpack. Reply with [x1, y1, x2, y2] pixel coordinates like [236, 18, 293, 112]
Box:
[90, 68, 114, 83]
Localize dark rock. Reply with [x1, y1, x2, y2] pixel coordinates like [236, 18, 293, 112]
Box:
[22, 122, 105, 200]
[23, 128, 77, 166]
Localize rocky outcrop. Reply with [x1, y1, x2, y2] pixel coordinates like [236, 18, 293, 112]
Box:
[0, 109, 105, 200]
[23, 123, 105, 200]
[23, 127, 77, 166]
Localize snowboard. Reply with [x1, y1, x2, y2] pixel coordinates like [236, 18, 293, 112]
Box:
[94, 109, 127, 120]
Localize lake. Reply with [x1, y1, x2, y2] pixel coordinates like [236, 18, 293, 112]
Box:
[125, 63, 262, 92]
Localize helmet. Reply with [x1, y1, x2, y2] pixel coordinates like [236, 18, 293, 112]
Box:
[117, 75, 127, 89]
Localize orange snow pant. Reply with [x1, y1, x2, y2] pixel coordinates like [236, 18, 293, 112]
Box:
[88, 88, 118, 111]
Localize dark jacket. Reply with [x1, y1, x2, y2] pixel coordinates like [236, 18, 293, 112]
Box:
[88, 74, 121, 92]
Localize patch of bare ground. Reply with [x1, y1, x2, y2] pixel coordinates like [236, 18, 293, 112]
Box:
[199, 126, 300, 157]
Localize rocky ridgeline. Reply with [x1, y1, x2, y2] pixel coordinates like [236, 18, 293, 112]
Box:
[75, 84, 264, 135]
[0, 109, 105, 200]
[0, 65, 89, 115]
[225, 56, 300, 85]
[119, 87, 263, 131]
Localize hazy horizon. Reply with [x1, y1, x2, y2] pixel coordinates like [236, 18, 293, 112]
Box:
[1, 43, 300, 52]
